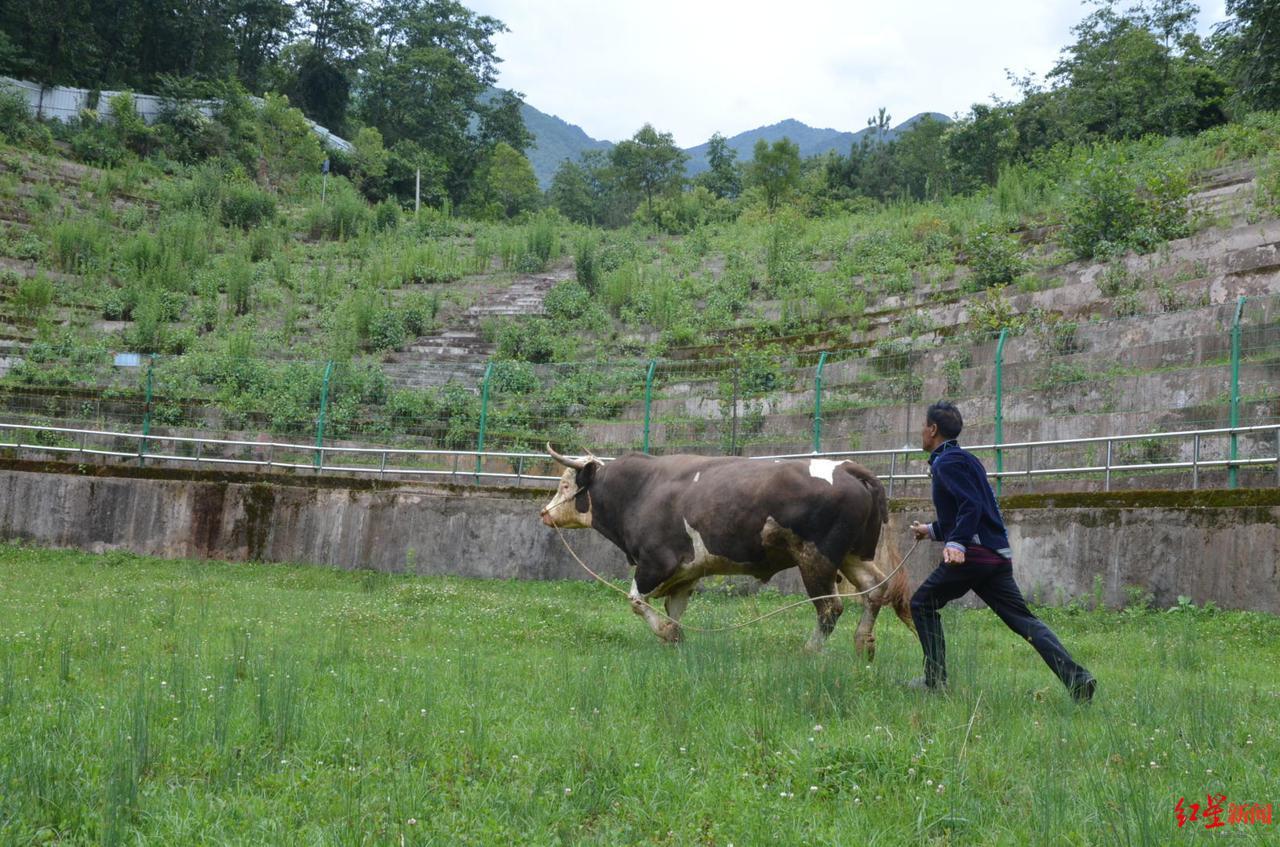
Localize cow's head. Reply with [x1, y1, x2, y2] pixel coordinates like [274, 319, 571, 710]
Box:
[541, 443, 602, 528]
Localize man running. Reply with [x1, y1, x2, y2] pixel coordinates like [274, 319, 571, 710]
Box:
[907, 401, 1097, 703]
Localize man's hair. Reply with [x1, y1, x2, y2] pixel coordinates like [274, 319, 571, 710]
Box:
[927, 401, 963, 439]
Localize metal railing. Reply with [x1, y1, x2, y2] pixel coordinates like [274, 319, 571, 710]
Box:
[2, 421, 1279, 493]
[755, 423, 1280, 496]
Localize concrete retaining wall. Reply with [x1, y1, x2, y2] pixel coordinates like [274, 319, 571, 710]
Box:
[0, 461, 1276, 614]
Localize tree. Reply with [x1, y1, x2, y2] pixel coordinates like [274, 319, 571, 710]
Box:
[548, 159, 599, 224]
[478, 89, 533, 153]
[1049, 0, 1226, 139]
[700, 132, 741, 199]
[257, 92, 325, 183]
[867, 106, 892, 141]
[747, 137, 802, 210]
[892, 116, 950, 200]
[610, 124, 687, 216]
[351, 125, 389, 196]
[357, 0, 506, 203]
[229, 0, 296, 92]
[281, 0, 371, 131]
[482, 142, 540, 218]
[1215, 0, 1280, 110]
[945, 103, 1019, 191]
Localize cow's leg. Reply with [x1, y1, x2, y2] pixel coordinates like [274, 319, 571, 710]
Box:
[798, 560, 843, 653]
[629, 579, 682, 643]
[841, 557, 888, 661]
[661, 586, 694, 643]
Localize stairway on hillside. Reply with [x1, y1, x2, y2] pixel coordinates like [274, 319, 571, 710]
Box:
[382, 262, 575, 391]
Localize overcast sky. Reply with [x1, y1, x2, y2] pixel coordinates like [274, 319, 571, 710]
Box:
[466, 0, 1230, 148]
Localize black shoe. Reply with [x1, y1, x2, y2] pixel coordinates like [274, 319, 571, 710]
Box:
[903, 676, 948, 694]
[1069, 675, 1097, 704]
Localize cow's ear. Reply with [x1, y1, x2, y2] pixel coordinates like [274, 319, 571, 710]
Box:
[576, 461, 598, 489]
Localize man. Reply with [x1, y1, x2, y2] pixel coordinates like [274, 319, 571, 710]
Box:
[907, 401, 1097, 703]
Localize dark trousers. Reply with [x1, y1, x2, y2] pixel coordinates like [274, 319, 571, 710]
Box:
[910, 559, 1092, 689]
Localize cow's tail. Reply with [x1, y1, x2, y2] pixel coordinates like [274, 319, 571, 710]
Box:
[850, 463, 915, 633]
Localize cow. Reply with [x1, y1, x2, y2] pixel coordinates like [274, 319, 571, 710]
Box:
[540, 445, 915, 657]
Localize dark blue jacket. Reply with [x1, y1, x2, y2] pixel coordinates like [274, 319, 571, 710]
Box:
[927, 440, 1012, 558]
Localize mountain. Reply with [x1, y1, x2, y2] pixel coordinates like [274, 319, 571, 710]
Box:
[682, 112, 952, 176]
[510, 97, 951, 188]
[519, 102, 614, 189]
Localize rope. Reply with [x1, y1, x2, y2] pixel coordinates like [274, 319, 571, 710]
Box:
[554, 523, 921, 634]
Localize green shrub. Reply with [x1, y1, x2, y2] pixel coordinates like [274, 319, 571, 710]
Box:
[512, 252, 544, 274]
[525, 211, 559, 267]
[402, 292, 439, 336]
[153, 101, 230, 164]
[1096, 262, 1138, 297]
[120, 231, 164, 275]
[574, 237, 598, 291]
[100, 285, 137, 320]
[366, 307, 407, 351]
[415, 206, 461, 238]
[50, 218, 110, 272]
[966, 228, 1027, 287]
[224, 253, 255, 316]
[247, 227, 276, 263]
[15, 273, 54, 319]
[106, 91, 155, 156]
[0, 88, 31, 138]
[219, 182, 277, 229]
[490, 360, 539, 394]
[543, 281, 593, 321]
[305, 186, 370, 240]
[373, 199, 401, 232]
[69, 118, 127, 167]
[1062, 148, 1191, 259]
[179, 162, 228, 212]
[494, 318, 557, 363]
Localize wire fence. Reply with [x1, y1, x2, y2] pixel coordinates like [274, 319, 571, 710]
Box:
[2, 293, 1279, 488]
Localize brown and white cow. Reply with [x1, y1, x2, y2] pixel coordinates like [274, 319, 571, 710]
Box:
[541, 446, 915, 656]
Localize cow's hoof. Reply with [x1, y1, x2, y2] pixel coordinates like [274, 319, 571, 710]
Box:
[658, 622, 683, 643]
[856, 639, 877, 662]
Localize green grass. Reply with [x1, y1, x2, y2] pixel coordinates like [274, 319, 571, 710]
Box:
[0, 542, 1277, 845]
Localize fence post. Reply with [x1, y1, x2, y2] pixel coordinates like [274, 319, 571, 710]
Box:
[1229, 296, 1245, 489]
[475, 361, 494, 479]
[731, 364, 740, 456]
[994, 329, 1008, 495]
[813, 352, 829, 454]
[642, 359, 657, 454]
[139, 354, 156, 466]
[314, 360, 334, 470]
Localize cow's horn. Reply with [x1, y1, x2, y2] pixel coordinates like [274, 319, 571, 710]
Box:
[547, 442, 587, 470]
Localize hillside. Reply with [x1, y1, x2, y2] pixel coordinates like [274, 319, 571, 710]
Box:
[1, 105, 1279, 490]
[514, 99, 614, 188]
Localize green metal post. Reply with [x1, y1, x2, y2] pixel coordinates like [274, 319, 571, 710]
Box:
[314, 360, 334, 470]
[1229, 296, 1246, 489]
[642, 359, 657, 454]
[813, 352, 829, 453]
[994, 329, 1008, 495]
[476, 361, 494, 478]
[139, 354, 156, 466]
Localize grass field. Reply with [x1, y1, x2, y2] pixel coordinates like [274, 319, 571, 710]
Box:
[0, 542, 1277, 846]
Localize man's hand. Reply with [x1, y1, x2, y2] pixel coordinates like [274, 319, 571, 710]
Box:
[910, 521, 931, 541]
[943, 546, 966, 565]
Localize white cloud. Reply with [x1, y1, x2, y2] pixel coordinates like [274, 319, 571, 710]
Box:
[468, 0, 1230, 147]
